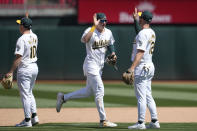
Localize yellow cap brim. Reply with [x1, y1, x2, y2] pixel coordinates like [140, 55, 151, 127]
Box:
[138, 12, 142, 17]
[16, 20, 21, 24]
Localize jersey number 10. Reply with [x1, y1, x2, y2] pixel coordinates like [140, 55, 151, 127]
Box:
[30, 45, 36, 59]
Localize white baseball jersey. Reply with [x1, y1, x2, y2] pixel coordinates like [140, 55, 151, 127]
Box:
[14, 31, 39, 119]
[15, 33, 38, 68]
[81, 27, 115, 76]
[131, 28, 156, 63]
[132, 28, 158, 122]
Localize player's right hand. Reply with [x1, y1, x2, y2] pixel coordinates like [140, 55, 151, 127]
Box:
[93, 13, 99, 26]
[133, 8, 138, 20]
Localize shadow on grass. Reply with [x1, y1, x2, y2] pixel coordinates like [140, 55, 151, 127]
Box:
[0, 88, 197, 107]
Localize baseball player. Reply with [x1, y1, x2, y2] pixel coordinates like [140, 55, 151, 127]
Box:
[56, 13, 117, 127]
[6, 17, 39, 127]
[127, 9, 160, 129]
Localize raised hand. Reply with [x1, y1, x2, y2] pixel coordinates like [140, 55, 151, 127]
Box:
[93, 13, 100, 26]
[25, 11, 29, 18]
[133, 8, 138, 20]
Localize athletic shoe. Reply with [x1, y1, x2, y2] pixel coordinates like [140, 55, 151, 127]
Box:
[146, 121, 160, 129]
[100, 120, 117, 127]
[31, 116, 39, 126]
[128, 122, 146, 130]
[15, 119, 32, 127]
[56, 92, 65, 112]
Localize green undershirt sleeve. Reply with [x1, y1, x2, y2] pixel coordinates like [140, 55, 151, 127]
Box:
[134, 19, 141, 34]
[107, 44, 115, 53]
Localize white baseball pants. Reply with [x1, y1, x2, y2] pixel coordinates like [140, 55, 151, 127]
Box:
[17, 63, 38, 118]
[134, 62, 158, 122]
[64, 74, 106, 120]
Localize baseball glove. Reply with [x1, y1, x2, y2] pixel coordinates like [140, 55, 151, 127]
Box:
[1, 74, 13, 89]
[105, 54, 118, 70]
[105, 54, 117, 66]
[122, 69, 134, 85]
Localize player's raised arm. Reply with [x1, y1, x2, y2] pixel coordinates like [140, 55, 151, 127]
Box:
[133, 8, 141, 34]
[82, 13, 99, 43]
[25, 11, 29, 18]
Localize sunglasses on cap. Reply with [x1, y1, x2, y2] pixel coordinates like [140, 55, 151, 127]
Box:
[100, 19, 107, 23]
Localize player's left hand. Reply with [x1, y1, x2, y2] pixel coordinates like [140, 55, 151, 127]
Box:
[111, 52, 117, 61]
[106, 53, 117, 66]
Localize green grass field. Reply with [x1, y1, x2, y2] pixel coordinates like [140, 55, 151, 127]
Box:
[0, 81, 197, 131]
[0, 123, 197, 131]
[0, 81, 197, 108]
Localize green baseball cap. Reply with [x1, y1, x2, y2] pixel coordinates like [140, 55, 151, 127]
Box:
[96, 13, 107, 20]
[16, 17, 32, 29]
[139, 11, 153, 22]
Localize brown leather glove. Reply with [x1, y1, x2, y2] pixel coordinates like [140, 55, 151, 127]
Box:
[1, 74, 13, 89]
[122, 69, 134, 85]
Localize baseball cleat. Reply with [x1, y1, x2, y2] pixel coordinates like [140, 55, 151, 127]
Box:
[128, 122, 146, 130]
[146, 121, 160, 129]
[15, 119, 32, 127]
[31, 116, 39, 126]
[100, 120, 117, 127]
[56, 92, 65, 112]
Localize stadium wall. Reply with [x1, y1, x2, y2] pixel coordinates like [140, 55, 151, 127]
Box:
[0, 25, 197, 80]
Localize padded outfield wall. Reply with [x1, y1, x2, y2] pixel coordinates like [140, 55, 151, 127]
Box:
[0, 25, 197, 80]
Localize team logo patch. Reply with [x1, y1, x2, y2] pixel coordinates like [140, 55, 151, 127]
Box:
[16, 45, 21, 51]
[139, 41, 143, 46]
[133, 40, 136, 44]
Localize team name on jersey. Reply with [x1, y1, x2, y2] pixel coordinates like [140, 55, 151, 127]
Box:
[28, 35, 37, 45]
[92, 40, 110, 49]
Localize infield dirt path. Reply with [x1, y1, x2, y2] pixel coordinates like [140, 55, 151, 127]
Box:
[1, 107, 197, 126]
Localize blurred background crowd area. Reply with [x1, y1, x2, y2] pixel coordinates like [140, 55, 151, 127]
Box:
[0, 0, 76, 7]
[0, 0, 197, 80]
[0, 0, 76, 17]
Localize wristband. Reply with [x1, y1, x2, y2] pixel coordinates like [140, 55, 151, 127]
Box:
[90, 25, 96, 32]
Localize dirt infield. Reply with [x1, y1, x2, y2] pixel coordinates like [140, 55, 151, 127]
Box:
[1, 107, 197, 126]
